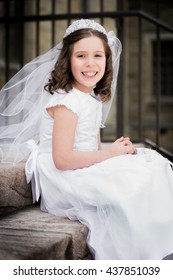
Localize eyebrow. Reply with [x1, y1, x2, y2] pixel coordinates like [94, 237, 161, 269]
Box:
[74, 50, 105, 54]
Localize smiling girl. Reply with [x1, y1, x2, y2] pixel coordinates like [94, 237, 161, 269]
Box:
[1, 19, 173, 260]
[45, 28, 136, 171]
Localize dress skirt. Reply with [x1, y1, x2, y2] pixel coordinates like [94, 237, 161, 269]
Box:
[31, 147, 173, 260]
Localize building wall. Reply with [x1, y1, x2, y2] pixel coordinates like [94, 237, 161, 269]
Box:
[125, 1, 173, 151]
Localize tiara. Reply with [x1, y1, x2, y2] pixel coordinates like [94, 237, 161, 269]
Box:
[64, 19, 107, 38]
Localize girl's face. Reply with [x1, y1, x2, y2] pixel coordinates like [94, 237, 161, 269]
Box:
[70, 36, 106, 93]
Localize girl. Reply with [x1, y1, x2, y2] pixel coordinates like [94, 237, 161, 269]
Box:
[0, 19, 173, 260]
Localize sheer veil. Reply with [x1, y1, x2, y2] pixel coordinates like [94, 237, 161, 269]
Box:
[0, 20, 122, 164]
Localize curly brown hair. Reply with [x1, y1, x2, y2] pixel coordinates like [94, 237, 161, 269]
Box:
[44, 28, 113, 102]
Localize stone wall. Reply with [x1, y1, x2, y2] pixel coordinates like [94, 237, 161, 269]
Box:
[125, 2, 173, 151]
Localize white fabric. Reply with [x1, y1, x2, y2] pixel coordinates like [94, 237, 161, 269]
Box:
[25, 88, 173, 260]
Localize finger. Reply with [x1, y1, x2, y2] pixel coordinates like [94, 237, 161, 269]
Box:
[125, 145, 133, 153]
[127, 147, 137, 154]
[115, 136, 124, 143]
[124, 137, 130, 141]
[124, 139, 132, 146]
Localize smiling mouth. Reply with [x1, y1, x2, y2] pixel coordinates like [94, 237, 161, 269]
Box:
[82, 72, 97, 77]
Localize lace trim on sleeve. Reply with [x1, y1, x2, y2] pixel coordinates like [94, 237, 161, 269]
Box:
[46, 92, 81, 117]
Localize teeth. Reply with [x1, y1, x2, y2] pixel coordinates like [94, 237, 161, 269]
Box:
[83, 72, 96, 77]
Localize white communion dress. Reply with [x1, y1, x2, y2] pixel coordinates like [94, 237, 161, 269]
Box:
[25, 88, 173, 260]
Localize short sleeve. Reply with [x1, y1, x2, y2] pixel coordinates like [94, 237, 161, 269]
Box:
[46, 91, 81, 117]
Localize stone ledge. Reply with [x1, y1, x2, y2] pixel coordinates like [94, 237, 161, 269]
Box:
[0, 162, 33, 216]
[0, 205, 92, 260]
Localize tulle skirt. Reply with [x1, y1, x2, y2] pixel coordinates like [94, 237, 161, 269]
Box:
[36, 148, 173, 260]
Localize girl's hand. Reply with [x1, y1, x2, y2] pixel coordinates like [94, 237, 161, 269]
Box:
[107, 136, 137, 157]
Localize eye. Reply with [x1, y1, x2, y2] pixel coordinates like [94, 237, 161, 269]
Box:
[77, 54, 85, 58]
[95, 54, 103, 57]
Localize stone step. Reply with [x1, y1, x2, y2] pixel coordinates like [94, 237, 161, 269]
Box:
[0, 205, 173, 260]
[0, 205, 92, 260]
[0, 162, 33, 217]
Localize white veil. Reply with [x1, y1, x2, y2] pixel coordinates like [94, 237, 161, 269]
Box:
[0, 20, 122, 164]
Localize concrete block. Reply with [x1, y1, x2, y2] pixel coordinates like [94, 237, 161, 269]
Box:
[0, 205, 92, 260]
[0, 162, 33, 216]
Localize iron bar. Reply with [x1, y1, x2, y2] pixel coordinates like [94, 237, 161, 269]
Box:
[116, 0, 125, 138]
[0, 10, 173, 33]
[51, 0, 55, 47]
[36, 0, 40, 56]
[138, 16, 142, 141]
[155, 1, 161, 146]
[4, 0, 9, 83]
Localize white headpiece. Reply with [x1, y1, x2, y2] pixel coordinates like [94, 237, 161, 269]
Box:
[64, 19, 107, 37]
[0, 19, 122, 164]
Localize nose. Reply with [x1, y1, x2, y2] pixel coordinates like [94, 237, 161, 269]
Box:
[85, 56, 95, 67]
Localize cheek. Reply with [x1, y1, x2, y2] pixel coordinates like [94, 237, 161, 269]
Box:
[100, 60, 106, 75]
[103, 59, 106, 70]
[71, 59, 80, 77]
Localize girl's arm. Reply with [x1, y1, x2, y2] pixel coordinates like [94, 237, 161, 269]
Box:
[98, 131, 102, 150]
[51, 105, 136, 170]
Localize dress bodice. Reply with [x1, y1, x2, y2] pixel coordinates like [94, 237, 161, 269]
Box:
[39, 88, 103, 153]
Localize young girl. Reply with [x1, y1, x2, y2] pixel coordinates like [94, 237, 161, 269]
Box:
[0, 19, 173, 260]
